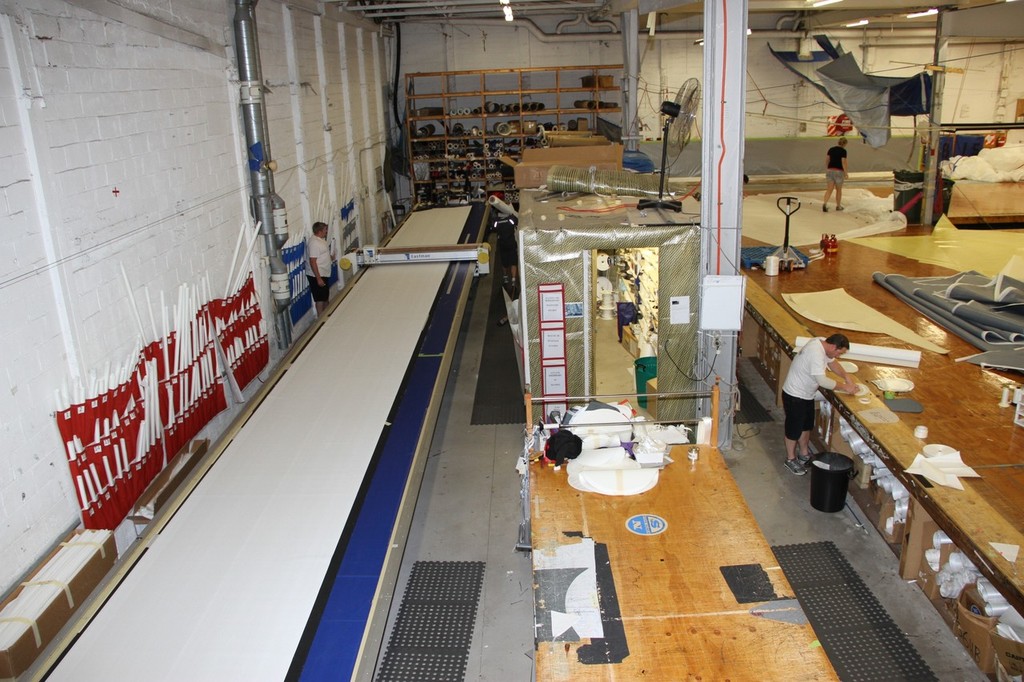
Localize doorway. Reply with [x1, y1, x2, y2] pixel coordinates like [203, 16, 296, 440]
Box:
[591, 247, 659, 418]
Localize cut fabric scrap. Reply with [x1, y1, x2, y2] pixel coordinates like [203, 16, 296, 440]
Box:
[785, 289, 948, 354]
[857, 407, 899, 424]
[905, 450, 980, 489]
[990, 542, 1020, 564]
[852, 216, 1024, 277]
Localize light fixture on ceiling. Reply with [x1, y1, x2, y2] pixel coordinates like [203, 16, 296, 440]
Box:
[906, 8, 938, 18]
[811, 0, 843, 7]
[846, 19, 868, 27]
[500, 0, 513, 21]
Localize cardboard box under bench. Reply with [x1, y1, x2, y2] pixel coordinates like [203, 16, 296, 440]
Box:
[0, 530, 116, 679]
[955, 584, 999, 674]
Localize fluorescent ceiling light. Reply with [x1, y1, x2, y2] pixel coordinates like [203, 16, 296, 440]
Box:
[503, 4, 513, 20]
[906, 8, 938, 17]
[811, 0, 843, 7]
[846, 19, 868, 27]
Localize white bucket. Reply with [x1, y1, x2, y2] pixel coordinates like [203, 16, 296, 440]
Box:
[764, 255, 780, 276]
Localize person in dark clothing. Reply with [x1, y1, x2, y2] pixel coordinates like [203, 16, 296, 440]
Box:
[822, 136, 848, 212]
[490, 213, 519, 326]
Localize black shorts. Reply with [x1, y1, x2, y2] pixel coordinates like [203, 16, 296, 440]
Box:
[498, 241, 517, 268]
[782, 392, 815, 441]
[308, 275, 330, 303]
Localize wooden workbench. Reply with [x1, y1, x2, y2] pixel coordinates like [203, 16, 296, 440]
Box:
[741, 232, 1024, 617]
[531, 445, 837, 681]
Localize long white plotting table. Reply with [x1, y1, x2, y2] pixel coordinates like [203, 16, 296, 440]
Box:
[48, 207, 472, 682]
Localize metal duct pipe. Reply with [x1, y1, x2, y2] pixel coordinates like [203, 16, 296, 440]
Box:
[233, 0, 292, 346]
[555, 14, 584, 33]
[555, 14, 617, 34]
[583, 15, 618, 33]
[775, 12, 802, 31]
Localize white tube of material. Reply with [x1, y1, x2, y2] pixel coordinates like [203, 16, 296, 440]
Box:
[794, 336, 922, 368]
[488, 194, 518, 218]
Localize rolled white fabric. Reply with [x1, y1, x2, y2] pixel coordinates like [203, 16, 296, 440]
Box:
[984, 595, 1010, 617]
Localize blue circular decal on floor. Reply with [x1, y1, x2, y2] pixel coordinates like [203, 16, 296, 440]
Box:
[626, 514, 668, 536]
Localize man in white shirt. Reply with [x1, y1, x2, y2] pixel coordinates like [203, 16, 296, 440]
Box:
[305, 221, 332, 316]
[780, 333, 856, 475]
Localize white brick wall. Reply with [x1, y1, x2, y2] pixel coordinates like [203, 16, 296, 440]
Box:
[0, 0, 390, 594]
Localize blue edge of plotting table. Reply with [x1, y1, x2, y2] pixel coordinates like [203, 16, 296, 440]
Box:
[290, 204, 486, 680]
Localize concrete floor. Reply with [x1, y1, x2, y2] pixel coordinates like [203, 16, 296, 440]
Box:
[377, 272, 987, 681]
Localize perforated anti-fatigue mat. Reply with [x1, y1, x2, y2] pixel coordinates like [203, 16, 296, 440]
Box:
[772, 541, 937, 682]
[736, 382, 774, 424]
[471, 257, 525, 425]
[376, 561, 486, 682]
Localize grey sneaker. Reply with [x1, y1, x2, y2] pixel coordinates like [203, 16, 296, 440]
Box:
[785, 459, 807, 475]
[797, 453, 813, 465]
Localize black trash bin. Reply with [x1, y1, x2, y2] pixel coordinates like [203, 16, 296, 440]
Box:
[893, 170, 925, 224]
[809, 452, 854, 513]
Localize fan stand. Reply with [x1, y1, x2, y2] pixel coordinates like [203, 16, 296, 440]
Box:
[770, 196, 805, 270]
[637, 118, 682, 213]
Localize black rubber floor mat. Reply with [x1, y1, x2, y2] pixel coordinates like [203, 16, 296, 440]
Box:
[470, 246, 525, 425]
[772, 541, 937, 682]
[377, 561, 486, 682]
[736, 382, 774, 424]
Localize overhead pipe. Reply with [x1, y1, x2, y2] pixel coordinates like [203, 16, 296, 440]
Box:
[775, 12, 802, 31]
[555, 14, 618, 34]
[436, 18, 942, 42]
[233, 0, 292, 347]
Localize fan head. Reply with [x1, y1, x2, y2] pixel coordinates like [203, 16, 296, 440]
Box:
[667, 78, 700, 152]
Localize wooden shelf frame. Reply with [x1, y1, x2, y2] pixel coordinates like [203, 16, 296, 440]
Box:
[405, 64, 622, 205]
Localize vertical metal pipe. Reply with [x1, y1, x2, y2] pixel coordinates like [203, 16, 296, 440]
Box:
[233, 0, 292, 346]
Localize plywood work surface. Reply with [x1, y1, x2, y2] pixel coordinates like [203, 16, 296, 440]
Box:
[531, 445, 836, 681]
[742, 232, 1024, 615]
